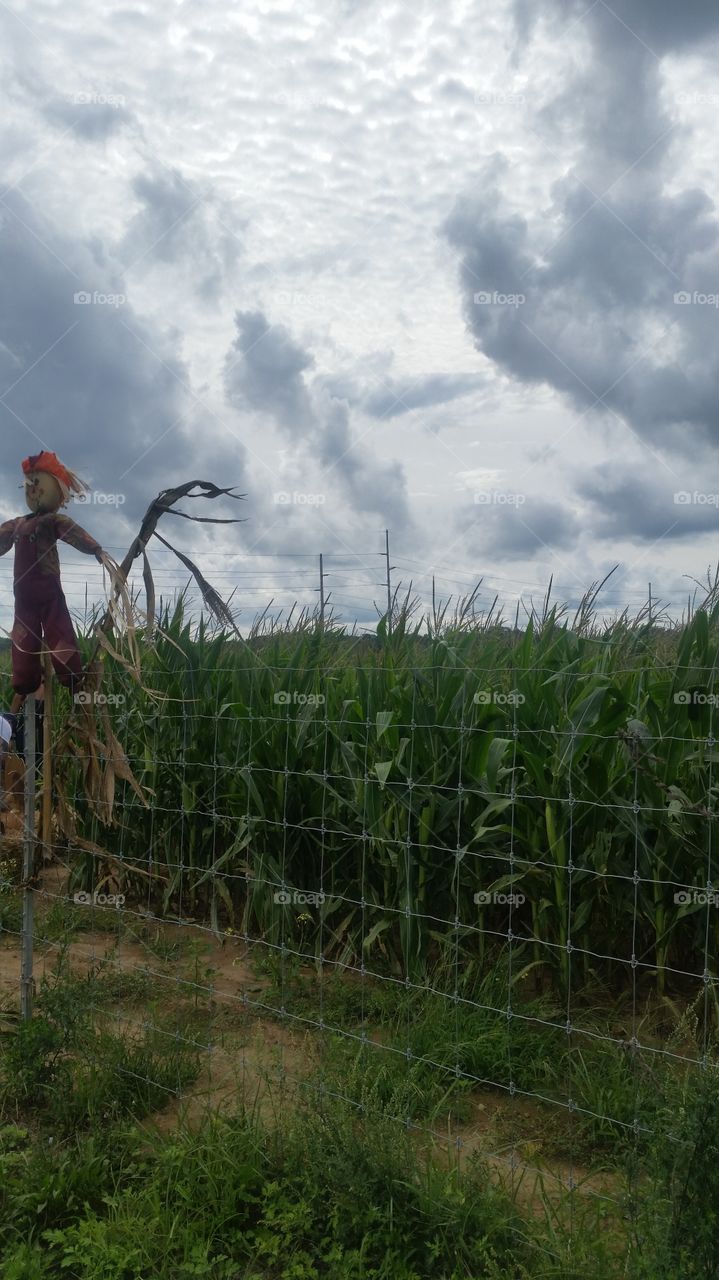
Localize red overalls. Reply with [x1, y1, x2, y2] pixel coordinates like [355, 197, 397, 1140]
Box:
[0, 512, 102, 695]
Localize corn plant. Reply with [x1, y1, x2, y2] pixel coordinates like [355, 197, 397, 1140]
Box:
[61, 581, 719, 1000]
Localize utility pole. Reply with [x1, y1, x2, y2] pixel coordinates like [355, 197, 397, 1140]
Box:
[648, 582, 653, 626]
[384, 529, 393, 636]
[319, 553, 326, 628]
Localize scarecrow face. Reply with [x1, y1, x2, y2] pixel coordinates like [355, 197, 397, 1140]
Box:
[24, 470, 63, 514]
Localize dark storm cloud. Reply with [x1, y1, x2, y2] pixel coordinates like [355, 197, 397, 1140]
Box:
[0, 187, 241, 543]
[446, 0, 719, 455]
[455, 495, 579, 561]
[577, 466, 719, 541]
[223, 309, 413, 527]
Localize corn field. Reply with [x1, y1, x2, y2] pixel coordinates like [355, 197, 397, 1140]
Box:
[58, 582, 719, 1000]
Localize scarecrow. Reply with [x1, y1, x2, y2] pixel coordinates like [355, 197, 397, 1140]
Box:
[0, 452, 114, 713]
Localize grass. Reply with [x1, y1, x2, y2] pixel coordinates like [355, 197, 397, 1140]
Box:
[0, 952, 718, 1276]
[261, 955, 677, 1163]
[0, 961, 202, 1135]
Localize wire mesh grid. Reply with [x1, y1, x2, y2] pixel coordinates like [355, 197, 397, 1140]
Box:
[1, 637, 718, 1230]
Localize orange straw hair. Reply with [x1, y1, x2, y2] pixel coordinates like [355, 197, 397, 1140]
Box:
[21, 451, 89, 505]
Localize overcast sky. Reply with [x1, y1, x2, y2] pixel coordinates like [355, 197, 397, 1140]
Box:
[1, 0, 719, 632]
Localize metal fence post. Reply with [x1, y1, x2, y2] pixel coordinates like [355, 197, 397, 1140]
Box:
[20, 694, 36, 1021]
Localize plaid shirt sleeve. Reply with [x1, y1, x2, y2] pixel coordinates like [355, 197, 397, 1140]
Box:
[0, 517, 19, 555]
[54, 513, 103, 558]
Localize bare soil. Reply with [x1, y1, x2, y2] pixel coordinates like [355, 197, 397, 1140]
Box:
[0, 861, 624, 1220]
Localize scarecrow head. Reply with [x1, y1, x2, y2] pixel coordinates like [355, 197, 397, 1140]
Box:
[21, 451, 89, 514]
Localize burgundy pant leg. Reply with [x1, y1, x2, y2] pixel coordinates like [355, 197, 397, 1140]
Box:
[41, 585, 83, 688]
[11, 597, 44, 695]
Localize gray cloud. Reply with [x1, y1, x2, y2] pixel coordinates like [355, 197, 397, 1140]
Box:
[577, 465, 719, 541]
[0, 187, 244, 546]
[514, 0, 719, 56]
[42, 96, 132, 142]
[455, 494, 579, 561]
[446, 0, 719, 457]
[118, 168, 244, 302]
[223, 308, 413, 528]
[224, 310, 315, 431]
[323, 370, 485, 419]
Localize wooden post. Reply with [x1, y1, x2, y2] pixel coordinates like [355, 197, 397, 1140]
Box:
[319, 553, 325, 629]
[42, 651, 53, 857]
[20, 694, 36, 1020]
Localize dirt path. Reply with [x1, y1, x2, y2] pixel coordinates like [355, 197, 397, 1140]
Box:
[0, 866, 624, 1218]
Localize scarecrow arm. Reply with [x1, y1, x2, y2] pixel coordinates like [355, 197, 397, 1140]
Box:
[55, 513, 104, 560]
[0, 517, 19, 555]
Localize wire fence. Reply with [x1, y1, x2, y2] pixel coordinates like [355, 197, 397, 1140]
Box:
[2, 621, 717, 1230]
[0, 533, 702, 638]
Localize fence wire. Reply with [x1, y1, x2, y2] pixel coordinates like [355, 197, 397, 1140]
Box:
[1, 645, 718, 1227]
